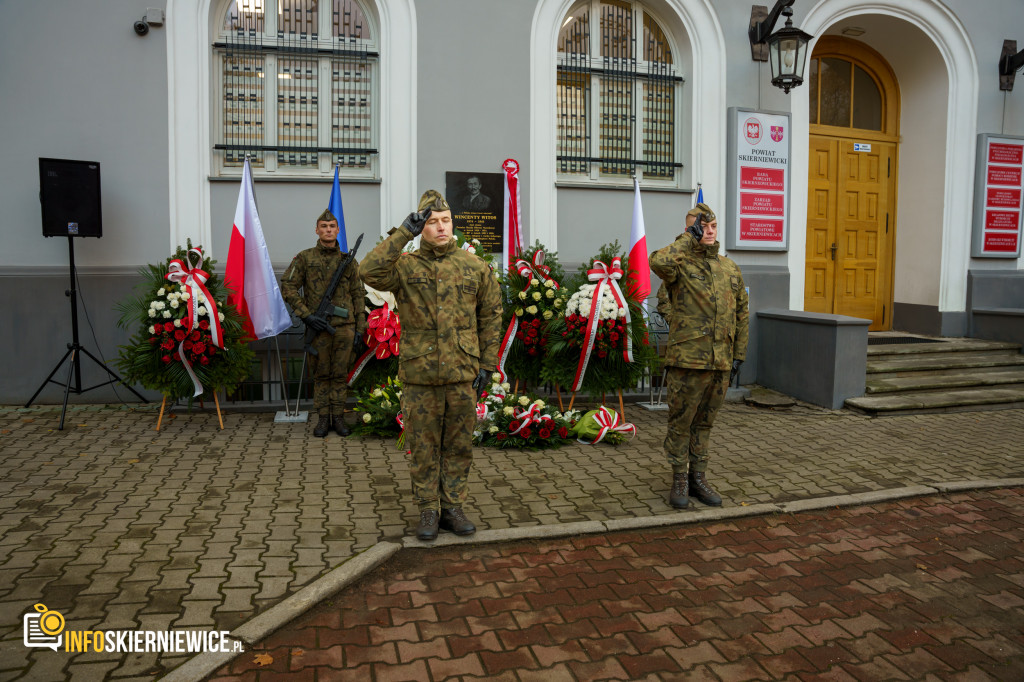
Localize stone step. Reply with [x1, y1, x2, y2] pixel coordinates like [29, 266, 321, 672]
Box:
[865, 367, 1024, 394]
[846, 384, 1024, 415]
[866, 337, 1019, 357]
[867, 350, 1024, 374]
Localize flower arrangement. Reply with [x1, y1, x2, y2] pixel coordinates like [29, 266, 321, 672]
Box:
[473, 374, 580, 449]
[542, 241, 659, 397]
[350, 376, 403, 438]
[349, 285, 401, 393]
[497, 243, 569, 385]
[115, 242, 254, 401]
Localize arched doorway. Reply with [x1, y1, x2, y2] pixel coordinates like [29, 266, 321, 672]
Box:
[804, 36, 899, 330]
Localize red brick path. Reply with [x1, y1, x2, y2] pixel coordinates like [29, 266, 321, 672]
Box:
[213, 488, 1024, 681]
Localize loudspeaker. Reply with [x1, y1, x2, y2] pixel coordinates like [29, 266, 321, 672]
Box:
[39, 158, 102, 238]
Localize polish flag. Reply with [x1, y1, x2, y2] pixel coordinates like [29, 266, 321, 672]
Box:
[225, 158, 292, 340]
[626, 176, 651, 303]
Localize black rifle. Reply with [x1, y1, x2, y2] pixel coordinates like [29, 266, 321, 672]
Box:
[304, 233, 364, 356]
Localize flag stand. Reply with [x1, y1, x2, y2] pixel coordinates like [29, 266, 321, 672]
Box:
[274, 337, 308, 423]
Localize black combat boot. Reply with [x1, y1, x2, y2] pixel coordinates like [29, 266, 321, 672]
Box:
[416, 509, 439, 541]
[688, 470, 722, 506]
[669, 472, 689, 509]
[439, 508, 476, 536]
[333, 414, 350, 437]
[313, 413, 331, 438]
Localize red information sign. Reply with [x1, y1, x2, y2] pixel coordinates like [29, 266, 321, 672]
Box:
[989, 143, 1024, 165]
[987, 166, 1022, 186]
[739, 166, 785, 191]
[739, 218, 784, 241]
[983, 232, 1020, 252]
[985, 210, 1020, 231]
[739, 192, 785, 216]
[986, 187, 1022, 209]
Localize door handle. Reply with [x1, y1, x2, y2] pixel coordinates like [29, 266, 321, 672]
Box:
[830, 243, 837, 261]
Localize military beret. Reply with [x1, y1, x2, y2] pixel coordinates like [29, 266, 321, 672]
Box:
[316, 209, 338, 225]
[417, 189, 451, 214]
[686, 202, 715, 222]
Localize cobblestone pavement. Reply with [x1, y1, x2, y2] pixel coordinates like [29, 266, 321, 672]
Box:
[0, 400, 1022, 680]
[212, 488, 1024, 681]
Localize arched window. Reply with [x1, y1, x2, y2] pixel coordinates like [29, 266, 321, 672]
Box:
[808, 56, 883, 132]
[213, 0, 378, 177]
[556, 0, 683, 183]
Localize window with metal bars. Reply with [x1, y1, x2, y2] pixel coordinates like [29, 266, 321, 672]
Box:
[557, 0, 683, 183]
[213, 0, 379, 177]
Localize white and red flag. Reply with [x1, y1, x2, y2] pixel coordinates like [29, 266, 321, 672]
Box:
[626, 176, 651, 304]
[502, 158, 525, 271]
[225, 158, 292, 340]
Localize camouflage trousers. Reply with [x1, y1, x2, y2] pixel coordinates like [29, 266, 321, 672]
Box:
[308, 325, 355, 415]
[664, 367, 729, 473]
[402, 382, 476, 511]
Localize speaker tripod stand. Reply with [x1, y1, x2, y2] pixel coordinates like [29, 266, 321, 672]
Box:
[26, 236, 147, 429]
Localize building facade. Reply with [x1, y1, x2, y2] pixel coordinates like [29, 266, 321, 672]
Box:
[1, 0, 1022, 403]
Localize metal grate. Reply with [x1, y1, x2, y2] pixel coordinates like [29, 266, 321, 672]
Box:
[867, 336, 944, 346]
[556, 0, 683, 180]
[214, 0, 377, 172]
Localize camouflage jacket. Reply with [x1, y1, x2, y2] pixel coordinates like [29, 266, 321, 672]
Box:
[649, 234, 749, 370]
[281, 241, 367, 334]
[359, 226, 503, 386]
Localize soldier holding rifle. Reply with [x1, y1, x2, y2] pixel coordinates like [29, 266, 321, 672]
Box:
[282, 209, 368, 438]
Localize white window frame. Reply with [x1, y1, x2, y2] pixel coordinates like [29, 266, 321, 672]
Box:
[211, 0, 380, 179]
[556, 0, 684, 187]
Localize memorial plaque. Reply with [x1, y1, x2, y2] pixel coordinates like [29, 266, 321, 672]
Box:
[445, 171, 504, 253]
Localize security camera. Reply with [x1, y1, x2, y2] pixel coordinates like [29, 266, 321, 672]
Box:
[134, 20, 150, 36]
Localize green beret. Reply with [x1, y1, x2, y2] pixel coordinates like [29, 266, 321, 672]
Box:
[686, 202, 715, 222]
[417, 190, 450, 214]
[316, 209, 338, 225]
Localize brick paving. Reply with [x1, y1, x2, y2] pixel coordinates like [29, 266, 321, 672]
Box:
[0, 400, 1021, 679]
[213, 489, 1024, 681]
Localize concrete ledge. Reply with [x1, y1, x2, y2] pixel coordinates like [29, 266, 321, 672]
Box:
[777, 486, 938, 513]
[757, 309, 872, 326]
[402, 521, 607, 548]
[931, 478, 1024, 492]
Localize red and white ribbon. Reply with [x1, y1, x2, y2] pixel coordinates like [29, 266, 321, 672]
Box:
[476, 403, 490, 421]
[347, 304, 401, 386]
[508, 403, 554, 436]
[570, 258, 634, 392]
[495, 259, 536, 382]
[502, 158, 525, 271]
[522, 250, 559, 289]
[580, 406, 636, 444]
[165, 248, 225, 397]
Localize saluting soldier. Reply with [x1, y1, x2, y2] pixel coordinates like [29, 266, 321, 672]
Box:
[360, 190, 502, 541]
[649, 203, 749, 509]
[282, 209, 367, 438]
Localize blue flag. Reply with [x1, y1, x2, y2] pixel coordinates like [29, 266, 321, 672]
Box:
[328, 164, 349, 252]
[696, 185, 704, 206]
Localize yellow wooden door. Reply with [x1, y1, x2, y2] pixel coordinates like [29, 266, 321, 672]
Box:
[804, 136, 894, 330]
[805, 137, 838, 314]
[834, 141, 893, 329]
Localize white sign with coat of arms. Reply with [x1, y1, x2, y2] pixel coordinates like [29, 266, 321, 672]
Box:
[725, 108, 791, 251]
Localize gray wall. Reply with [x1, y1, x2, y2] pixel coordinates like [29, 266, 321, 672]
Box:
[0, 0, 169, 269]
[417, 0, 532, 232]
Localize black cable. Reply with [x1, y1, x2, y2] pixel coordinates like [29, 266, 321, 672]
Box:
[74, 265, 130, 406]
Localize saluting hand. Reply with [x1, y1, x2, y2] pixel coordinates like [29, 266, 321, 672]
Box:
[402, 210, 431, 237]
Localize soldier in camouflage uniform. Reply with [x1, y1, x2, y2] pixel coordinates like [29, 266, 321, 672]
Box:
[649, 203, 749, 509]
[281, 209, 368, 438]
[360, 190, 502, 541]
